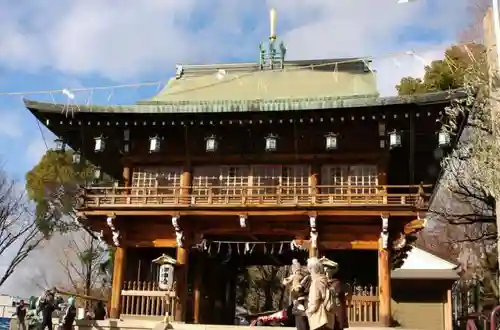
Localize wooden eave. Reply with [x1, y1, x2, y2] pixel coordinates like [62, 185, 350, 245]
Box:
[24, 89, 465, 115]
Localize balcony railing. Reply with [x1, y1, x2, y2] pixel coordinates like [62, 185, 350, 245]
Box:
[79, 185, 431, 209]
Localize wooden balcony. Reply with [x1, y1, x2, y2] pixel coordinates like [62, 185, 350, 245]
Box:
[79, 185, 431, 210]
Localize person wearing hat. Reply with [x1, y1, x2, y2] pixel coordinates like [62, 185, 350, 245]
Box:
[282, 259, 310, 330]
[319, 257, 348, 330]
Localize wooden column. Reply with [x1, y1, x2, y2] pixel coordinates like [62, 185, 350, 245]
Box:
[193, 256, 203, 323]
[378, 238, 391, 327]
[444, 288, 453, 330]
[175, 244, 189, 322]
[109, 246, 126, 319]
[309, 164, 321, 203]
[123, 166, 131, 187]
[180, 168, 192, 204]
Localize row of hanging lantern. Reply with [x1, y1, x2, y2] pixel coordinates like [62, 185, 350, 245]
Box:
[388, 130, 451, 149]
[55, 127, 450, 157]
[89, 132, 339, 153]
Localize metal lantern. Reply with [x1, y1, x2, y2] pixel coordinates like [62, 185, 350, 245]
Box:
[149, 136, 160, 153]
[265, 134, 277, 152]
[93, 168, 101, 180]
[325, 133, 338, 150]
[94, 136, 105, 152]
[152, 254, 178, 291]
[54, 138, 65, 152]
[438, 131, 451, 147]
[205, 135, 217, 152]
[123, 129, 130, 141]
[388, 130, 402, 149]
[72, 151, 81, 164]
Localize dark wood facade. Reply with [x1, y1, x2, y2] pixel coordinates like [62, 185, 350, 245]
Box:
[24, 63, 463, 326]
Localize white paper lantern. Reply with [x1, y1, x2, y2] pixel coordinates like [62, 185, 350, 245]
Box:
[265, 134, 277, 151]
[205, 135, 217, 152]
[158, 264, 175, 290]
[94, 136, 105, 152]
[389, 130, 401, 148]
[149, 136, 160, 153]
[325, 133, 338, 150]
[438, 131, 450, 147]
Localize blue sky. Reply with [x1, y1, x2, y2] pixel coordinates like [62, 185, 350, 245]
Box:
[0, 0, 475, 295]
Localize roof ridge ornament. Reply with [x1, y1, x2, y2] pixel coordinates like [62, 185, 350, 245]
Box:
[259, 8, 286, 70]
[175, 65, 184, 79]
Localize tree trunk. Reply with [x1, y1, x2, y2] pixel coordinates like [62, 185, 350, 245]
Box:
[85, 237, 94, 309]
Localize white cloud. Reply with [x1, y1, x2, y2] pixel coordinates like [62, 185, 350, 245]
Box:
[0, 0, 472, 95]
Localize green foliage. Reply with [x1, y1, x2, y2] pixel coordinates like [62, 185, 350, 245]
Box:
[237, 265, 287, 313]
[396, 43, 487, 95]
[24, 149, 111, 237]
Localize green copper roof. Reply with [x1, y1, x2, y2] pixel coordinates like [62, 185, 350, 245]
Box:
[24, 89, 465, 115]
[139, 60, 378, 104]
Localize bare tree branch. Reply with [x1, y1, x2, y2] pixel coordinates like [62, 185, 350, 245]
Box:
[0, 170, 45, 288]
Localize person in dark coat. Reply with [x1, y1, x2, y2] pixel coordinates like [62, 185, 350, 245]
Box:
[38, 289, 58, 330]
[59, 297, 76, 330]
[320, 257, 349, 330]
[93, 301, 106, 320]
[15, 300, 27, 330]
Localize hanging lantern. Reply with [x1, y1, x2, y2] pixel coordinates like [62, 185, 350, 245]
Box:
[54, 138, 65, 152]
[265, 134, 278, 152]
[93, 168, 101, 180]
[438, 131, 451, 147]
[205, 135, 217, 152]
[94, 136, 105, 152]
[388, 130, 402, 149]
[325, 133, 338, 150]
[123, 129, 130, 141]
[152, 254, 177, 291]
[72, 151, 81, 164]
[149, 136, 160, 153]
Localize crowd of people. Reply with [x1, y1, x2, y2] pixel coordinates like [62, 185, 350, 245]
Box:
[283, 256, 348, 330]
[13, 289, 107, 330]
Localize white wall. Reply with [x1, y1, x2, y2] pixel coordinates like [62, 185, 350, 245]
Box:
[399, 247, 456, 270]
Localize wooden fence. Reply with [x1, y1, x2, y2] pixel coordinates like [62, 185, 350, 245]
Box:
[120, 281, 379, 325]
[347, 285, 379, 325]
[120, 281, 177, 319]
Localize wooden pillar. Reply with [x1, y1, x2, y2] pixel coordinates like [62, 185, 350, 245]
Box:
[175, 244, 189, 322]
[378, 238, 391, 327]
[193, 256, 203, 323]
[109, 246, 126, 319]
[181, 168, 192, 204]
[309, 164, 321, 203]
[123, 166, 131, 187]
[444, 288, 453, 330]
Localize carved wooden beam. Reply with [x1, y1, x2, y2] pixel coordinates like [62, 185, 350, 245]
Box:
[404, 214, 426, 235]
[172, 214, 185, 247]
[239, 213, 248, 228]
[106, 213, 120, 247]
[380, 214, 389, 249]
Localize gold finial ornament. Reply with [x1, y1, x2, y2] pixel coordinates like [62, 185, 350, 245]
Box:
[269, 8, 277, 40]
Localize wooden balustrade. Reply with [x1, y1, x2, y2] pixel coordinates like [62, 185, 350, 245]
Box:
[120, 281, 379, 325]
[120, 281, 177, 319]
[347, 285, 380, 326]
[81, 184, 430, 209]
